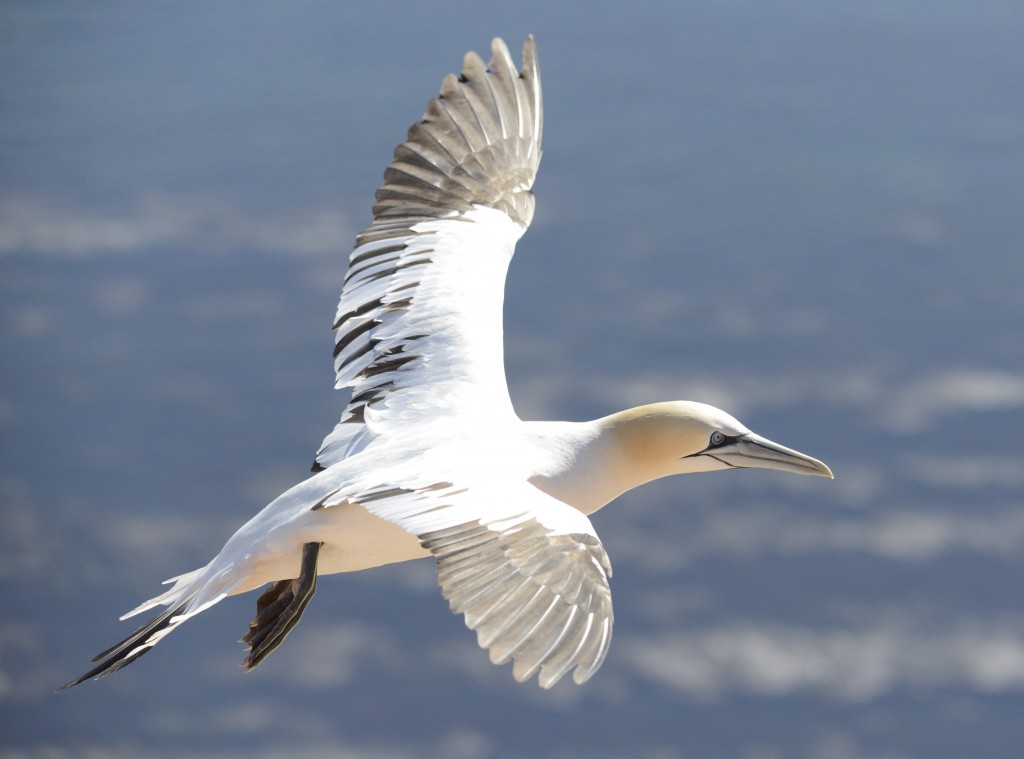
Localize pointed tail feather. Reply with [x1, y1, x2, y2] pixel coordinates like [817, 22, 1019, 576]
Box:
[58, 564, 227, 690]
[58, 594, 198, 691]
[120, 567, 206, 620]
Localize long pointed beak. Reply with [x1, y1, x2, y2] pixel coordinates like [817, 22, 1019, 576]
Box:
[711, 433, 834, 478]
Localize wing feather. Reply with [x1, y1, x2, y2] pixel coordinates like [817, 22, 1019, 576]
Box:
[413, 489, 612, 688]
[314, 38, 542, 471]
[310, 470, 613, 688]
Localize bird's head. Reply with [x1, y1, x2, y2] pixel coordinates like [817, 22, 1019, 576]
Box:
[605, 401, 833, 479]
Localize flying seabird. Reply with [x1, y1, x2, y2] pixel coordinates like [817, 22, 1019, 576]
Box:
[61, 36, 832, 691]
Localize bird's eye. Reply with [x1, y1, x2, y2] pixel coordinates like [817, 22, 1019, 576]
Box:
[710, 431, 727, 447]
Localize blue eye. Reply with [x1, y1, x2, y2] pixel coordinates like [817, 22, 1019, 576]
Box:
[710, 431, 726, 447]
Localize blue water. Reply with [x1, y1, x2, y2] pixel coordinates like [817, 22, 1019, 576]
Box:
[3, 2, 1024, 757]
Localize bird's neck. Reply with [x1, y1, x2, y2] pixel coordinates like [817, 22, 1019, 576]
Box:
[524, 412, 679, 515]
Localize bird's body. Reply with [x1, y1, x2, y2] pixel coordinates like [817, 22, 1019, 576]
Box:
[62, 36, 831, 691]
[183, 419, 598, 590]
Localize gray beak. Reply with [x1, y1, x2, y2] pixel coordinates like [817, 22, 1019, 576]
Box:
[707, 433, 833, 478]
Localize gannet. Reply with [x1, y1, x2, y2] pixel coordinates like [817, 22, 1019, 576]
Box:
[60, 36, 832, 691]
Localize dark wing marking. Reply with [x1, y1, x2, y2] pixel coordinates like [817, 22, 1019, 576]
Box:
[313, 37, 542, 470]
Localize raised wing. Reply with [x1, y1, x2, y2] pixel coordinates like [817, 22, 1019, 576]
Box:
[315, 37, 542, 470]
[318, 471, 613, 688]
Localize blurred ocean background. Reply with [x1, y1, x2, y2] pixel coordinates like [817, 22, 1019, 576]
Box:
[2, 2, 1023, 757]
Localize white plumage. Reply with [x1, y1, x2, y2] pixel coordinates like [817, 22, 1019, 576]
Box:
[61, 36, 831, 692]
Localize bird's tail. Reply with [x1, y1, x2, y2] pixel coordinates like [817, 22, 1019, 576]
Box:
[58, 565, 231, 691]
